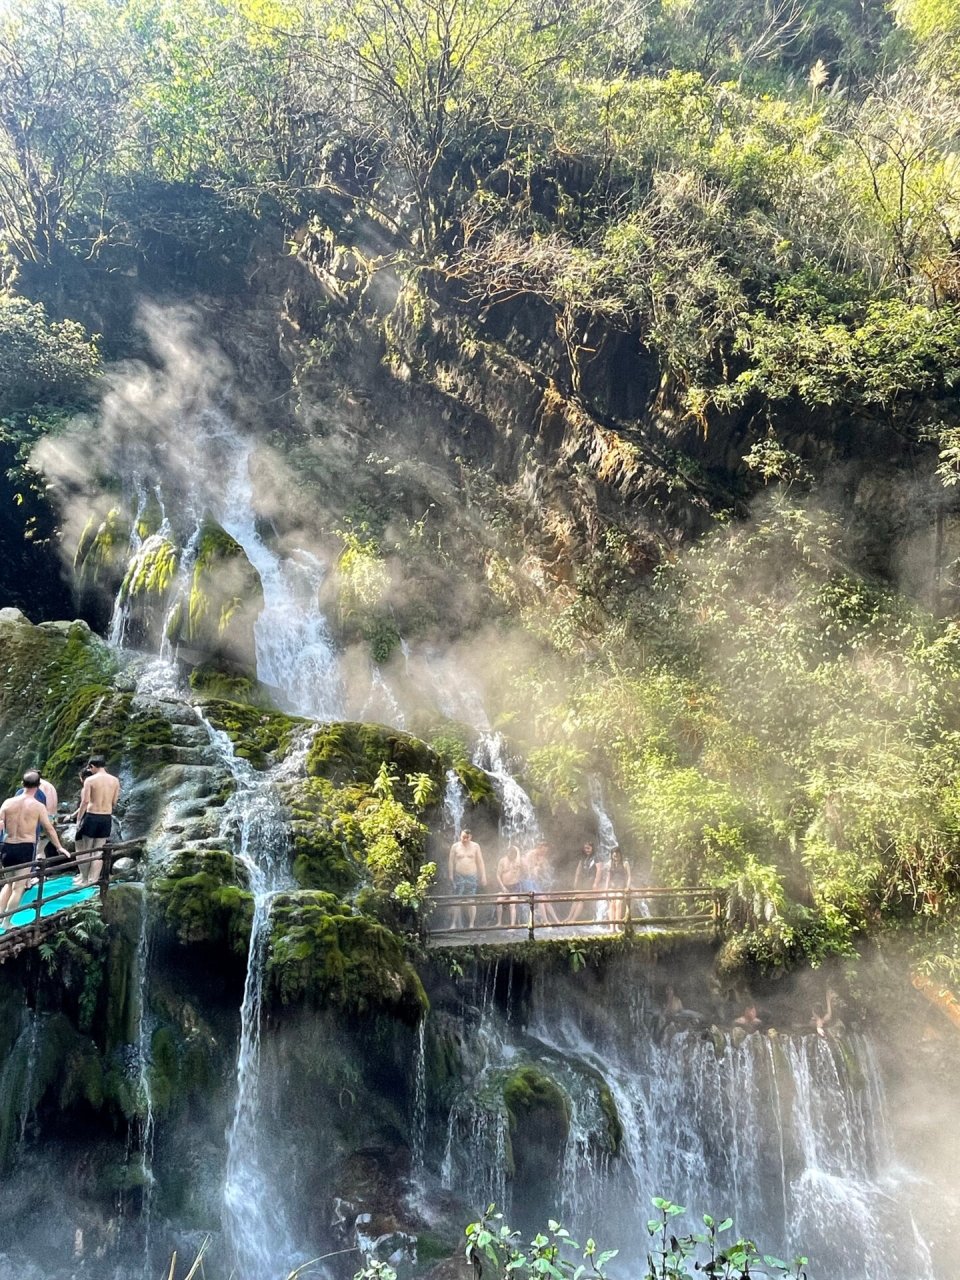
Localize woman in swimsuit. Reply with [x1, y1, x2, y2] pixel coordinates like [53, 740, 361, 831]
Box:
[606, 846, 631, 927]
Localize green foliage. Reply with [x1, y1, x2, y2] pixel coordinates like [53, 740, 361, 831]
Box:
[0, 295, 101, 415]
[513, 494, 960, 972]
[460, 1204, 808, 1280]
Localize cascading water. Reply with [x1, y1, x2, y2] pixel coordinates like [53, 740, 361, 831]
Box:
[430, 971, 936, 1280]
[442, 769, 467, 838]
[132, 886, 156, 1267]
[201, 713, 311, 1278]
[210, 428, 343, 720]
[411, 1017, 428, 1189]
[473, 733, 540, 849]
[588, 776, 618, 859]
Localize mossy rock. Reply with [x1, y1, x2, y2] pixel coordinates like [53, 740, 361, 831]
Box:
[0, 612, 178, 793]
[267, 892, 428, 1022]
[598, 1080, 624, 1154]
[156, 847, 253, 955]
[307, 721, 443, 789]
[199, 697, 303, 770]
[289, 779, 363, 895]
[173, 518, 263, 675]
[502, 1064, 570, 1132]
[502, 1064, 570, 1198]
[188, 662, 271, 707]
[74, 506, 131, 591]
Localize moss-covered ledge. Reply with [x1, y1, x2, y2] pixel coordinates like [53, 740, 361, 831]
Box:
[155, 848, 253, 955]
[266, 891, 428, 1022]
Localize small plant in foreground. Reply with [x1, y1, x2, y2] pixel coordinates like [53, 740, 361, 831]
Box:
[461, 1202, 808, 1280]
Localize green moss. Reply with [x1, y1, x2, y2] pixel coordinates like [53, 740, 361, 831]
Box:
[175, 519, 262, 676]
[200, 698, 303, 770]
[156, 848, 253, 955]
[307, 721, 443, 789]
[503, 1065, 570, 1130]
[267, 892, 428, 1022]
[188, 663, 270, 706]
[74, 506, 131, 587]
[455, 763, 495, 806]
[118, 537, 179, 602]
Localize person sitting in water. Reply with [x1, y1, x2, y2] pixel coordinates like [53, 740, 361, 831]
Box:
[448, 829, 486, 929]
[0, 772, 68, 923]
[567, 842, 601, 924]
[661, 984, 705, 1025]
[733, 1003, 762, 1032]
[496, 845, 524, 926]
[71, 754, 120, 887]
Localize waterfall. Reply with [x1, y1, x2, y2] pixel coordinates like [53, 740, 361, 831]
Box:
[472, 732, 539, 849]
[411, 1017, 427, 1188]
[431, 970, 935, 1280]
[210, 419, 343, 720]
[442, 769, 467, 838]
[361, 665, 406, 728]
[133, 886, 156, 1269]
[588, 776, 618, 859]
[200, 713, 309, 1278]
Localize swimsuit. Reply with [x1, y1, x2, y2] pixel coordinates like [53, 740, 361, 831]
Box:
[2, 842, 36, 869]
[453, 872, 478, 896]
[78, 812, 112, 840]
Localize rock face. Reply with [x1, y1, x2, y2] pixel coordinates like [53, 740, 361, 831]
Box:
[0, 612, 460, 1276]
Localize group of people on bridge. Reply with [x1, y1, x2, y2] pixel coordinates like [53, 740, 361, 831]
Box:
[446, 829, 631, 929]
[0, 756, 120, 924]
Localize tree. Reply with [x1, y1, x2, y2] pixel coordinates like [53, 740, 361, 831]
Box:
[0, 0, 141, 262]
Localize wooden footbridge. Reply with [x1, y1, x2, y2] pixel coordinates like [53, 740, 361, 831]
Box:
[425, 886, 725, 947]
[0, 842, 145, 963]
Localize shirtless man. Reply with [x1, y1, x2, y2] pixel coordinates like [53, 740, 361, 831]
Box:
[0, 771, 68, 921]
[496, 845, 524, 926]
[448, 829, 486, 929]
[72, 754, 120, 887]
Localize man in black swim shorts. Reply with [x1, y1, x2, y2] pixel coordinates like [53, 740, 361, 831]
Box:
[0, 771, 68, 921]
[72, 754, 120, 886]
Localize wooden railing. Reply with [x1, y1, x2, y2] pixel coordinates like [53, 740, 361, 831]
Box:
[0, 840, 145, 963]
[426, 886, 725, 943]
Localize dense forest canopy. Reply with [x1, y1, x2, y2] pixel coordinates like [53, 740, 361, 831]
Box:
[4, 0, 960, 982]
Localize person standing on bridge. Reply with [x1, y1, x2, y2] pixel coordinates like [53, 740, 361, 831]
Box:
[448, 828, 486, 929]
[566, 842, 601, 924]
[0, 772, 68, 922]
[605, 846, 631, 928]
[13, 769, 59, 881]
[71, 755, 120, 888]
[496, 845, 524, 926]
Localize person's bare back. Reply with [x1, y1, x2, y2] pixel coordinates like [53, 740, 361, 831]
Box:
[83, 770, 120, 814]
[0, 794, 48, 843]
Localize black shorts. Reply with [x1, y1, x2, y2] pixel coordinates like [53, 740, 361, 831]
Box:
[77, 813, 112, 841]
[1, 842, 36, 869]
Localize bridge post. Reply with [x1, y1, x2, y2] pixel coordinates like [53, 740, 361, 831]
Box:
[528, 892, 535, 941]
[98, 847, 111, 903]
[32, 861, 46, 936]
[623, 891, 632, 937]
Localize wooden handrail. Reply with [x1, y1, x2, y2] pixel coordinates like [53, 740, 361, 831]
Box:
[0, 839, 145, 942]
[426, 886, 725, 942]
